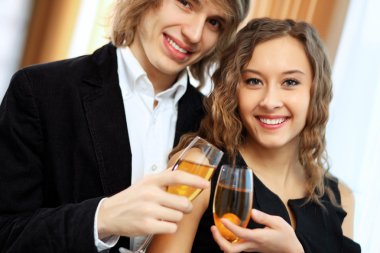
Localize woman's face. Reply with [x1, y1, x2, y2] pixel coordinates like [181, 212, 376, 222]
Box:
[237, 36, 313, 150]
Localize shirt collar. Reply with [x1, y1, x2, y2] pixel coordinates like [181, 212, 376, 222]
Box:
[118, 47, 188, 103]
[158, 70, 187, 104]
[119, 47, 147, 94]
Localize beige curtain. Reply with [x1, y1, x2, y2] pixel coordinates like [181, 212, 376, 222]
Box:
[245, 0, 350, 65]
[20, 0, 349, 67]
[21, 0, 81, 67]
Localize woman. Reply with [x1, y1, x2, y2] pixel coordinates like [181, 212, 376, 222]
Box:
[0, 0, 250, 252]
[148, 18, 361, 252]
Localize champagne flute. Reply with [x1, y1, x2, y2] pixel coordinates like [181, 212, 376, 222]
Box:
[213, 165, 253, 242]
[126, 136, 224, 253]
[167, 136, 223, 200]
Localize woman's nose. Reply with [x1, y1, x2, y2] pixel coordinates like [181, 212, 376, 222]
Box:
[259, 86, 283, 110]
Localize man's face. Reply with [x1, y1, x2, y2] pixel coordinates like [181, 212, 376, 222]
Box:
[130, 0, 227, 87]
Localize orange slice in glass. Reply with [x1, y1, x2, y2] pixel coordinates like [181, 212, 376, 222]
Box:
[217, 213, 241, 242]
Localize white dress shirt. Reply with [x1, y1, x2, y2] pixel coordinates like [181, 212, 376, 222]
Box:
[94, 46, 188, 252]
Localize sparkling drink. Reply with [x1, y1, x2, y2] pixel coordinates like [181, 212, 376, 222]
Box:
[127, 136, 223, 253]
[213, 165, 253, 242]
[167, 159, 216, 201]
[213, 183, 252, 242]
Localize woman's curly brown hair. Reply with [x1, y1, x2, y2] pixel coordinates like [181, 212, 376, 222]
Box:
[173, 17, 335, 205]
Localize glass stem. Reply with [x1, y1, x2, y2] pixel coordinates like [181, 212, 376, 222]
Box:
[135, 234, 153, 253]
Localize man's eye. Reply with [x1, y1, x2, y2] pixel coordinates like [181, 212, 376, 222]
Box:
[208, 19, 222, 30]
[178, 0, 191, 8]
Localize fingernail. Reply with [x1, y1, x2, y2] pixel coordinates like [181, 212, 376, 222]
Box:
[186, 201, 193, 212]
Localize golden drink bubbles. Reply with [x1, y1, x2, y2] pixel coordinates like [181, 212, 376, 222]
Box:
[213, 165, 253, 242]
[167, 159, 216, 201]
[129, 136, 222, 253]
[213, 184, 252, 242]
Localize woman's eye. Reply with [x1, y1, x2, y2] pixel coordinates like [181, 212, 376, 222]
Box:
[245, 78, 261, 86]
[283, 79, 300, 87]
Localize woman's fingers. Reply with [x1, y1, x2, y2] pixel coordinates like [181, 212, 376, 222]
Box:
[250, 209, 283, 228]
[210, 225, 234, 252]
[211, 209, 304, 253]
[211, 225, 255, 253]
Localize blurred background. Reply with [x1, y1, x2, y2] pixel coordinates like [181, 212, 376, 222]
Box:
[0, 0, 379, 251]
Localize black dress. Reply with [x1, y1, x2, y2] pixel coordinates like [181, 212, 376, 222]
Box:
[192, 154, 361, 253]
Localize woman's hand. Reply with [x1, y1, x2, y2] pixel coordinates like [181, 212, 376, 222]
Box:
[211, 209, 304, 253]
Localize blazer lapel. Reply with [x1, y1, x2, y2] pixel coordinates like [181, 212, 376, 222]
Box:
[78, 45, 204, 196]
[174, 79, 205, 146]
[80, 44, 132, 196]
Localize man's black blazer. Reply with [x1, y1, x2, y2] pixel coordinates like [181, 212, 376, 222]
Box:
[0, 43, 205, 252]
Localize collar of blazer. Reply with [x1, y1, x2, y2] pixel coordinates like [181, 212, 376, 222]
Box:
[78, 43, 204, 195]
[79, 43, 133, 195]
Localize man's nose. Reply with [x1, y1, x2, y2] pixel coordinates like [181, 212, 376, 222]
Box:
[181, 15, 207, 44]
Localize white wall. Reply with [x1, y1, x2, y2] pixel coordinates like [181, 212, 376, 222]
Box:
[328, 0, 380, 251]
[0, 0, 32, 100]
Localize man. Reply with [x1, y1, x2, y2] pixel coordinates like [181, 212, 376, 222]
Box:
[0, 0, 250, 252]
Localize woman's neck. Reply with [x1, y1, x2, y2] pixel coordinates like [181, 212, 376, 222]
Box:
[239, 139, 306, 199]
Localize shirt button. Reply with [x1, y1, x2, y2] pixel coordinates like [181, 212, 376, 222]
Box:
[151, 164, 158, 171]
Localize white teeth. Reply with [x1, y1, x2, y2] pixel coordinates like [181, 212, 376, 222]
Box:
[259, 117, 286, 125]
[167, 37, 188, 54]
